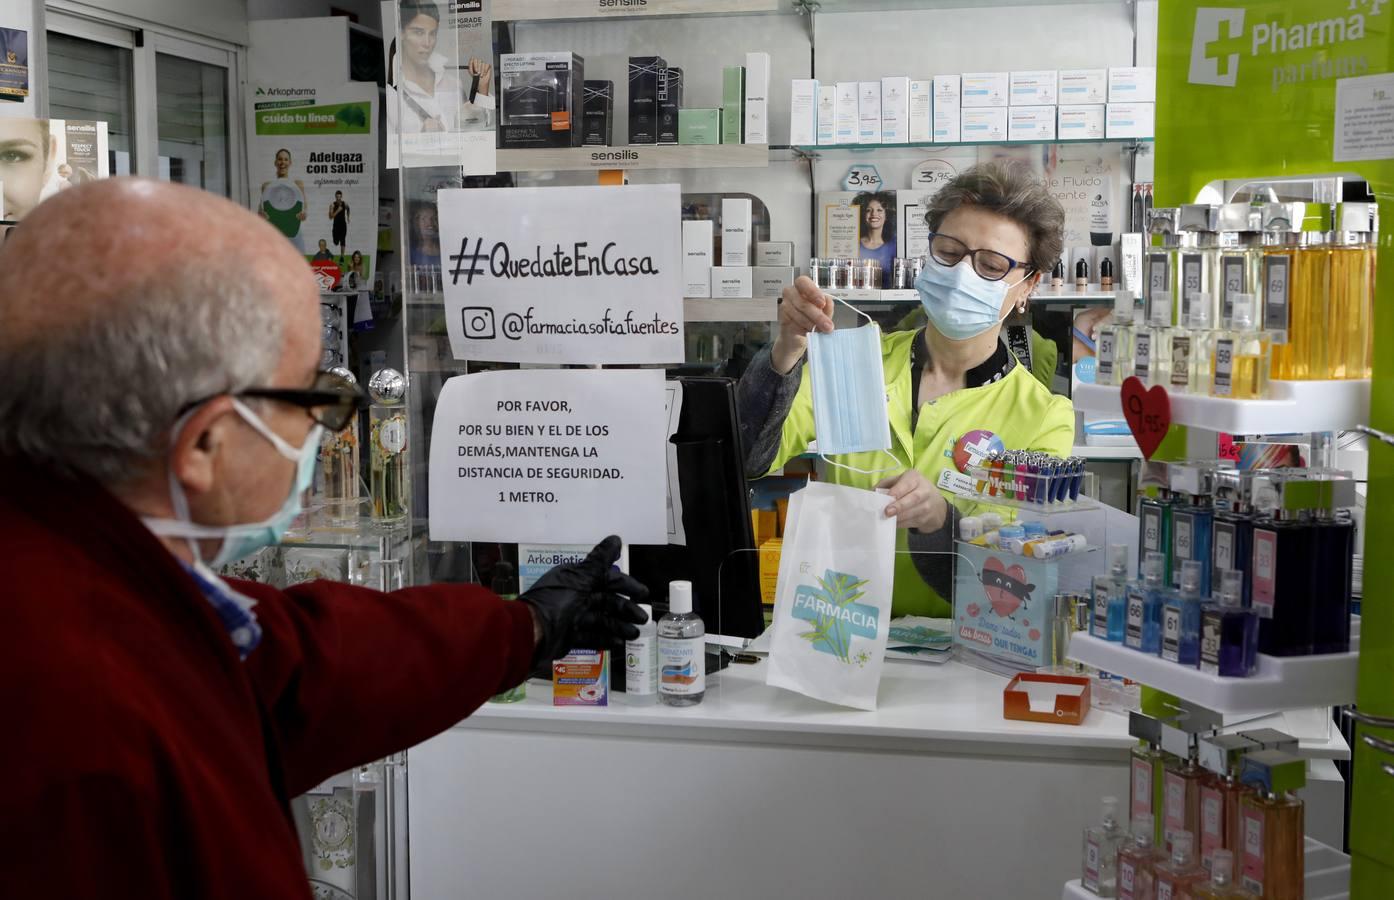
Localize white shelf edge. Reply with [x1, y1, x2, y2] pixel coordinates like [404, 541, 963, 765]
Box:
[683, 297, 778, 323]
[494, 0, 779, 22]
[497, 144, 770, 172]
[1066, 633, 1358, 716]
[1071, 379, 1371, 435]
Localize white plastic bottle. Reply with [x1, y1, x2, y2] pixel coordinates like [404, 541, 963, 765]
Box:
[624, 603, 659, 706]
[658, 581, 705, 707]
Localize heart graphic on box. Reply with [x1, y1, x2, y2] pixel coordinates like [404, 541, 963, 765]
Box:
[1121, 376, 1172, 459]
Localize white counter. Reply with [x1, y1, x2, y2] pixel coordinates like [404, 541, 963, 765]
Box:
[408, 658, 1135, 900]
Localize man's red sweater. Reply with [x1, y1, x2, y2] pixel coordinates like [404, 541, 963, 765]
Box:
[0, 460, 534, 897]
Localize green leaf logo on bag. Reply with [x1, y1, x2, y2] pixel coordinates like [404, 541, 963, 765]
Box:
[791, 569, 878, 665]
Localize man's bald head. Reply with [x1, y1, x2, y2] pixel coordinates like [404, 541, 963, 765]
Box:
[0, 178, 323, 484]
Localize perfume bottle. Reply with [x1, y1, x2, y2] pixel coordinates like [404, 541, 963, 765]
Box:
[1252, 496, 1316, 657]
[1168, 467, 1214, 596]
[1161, 560, 1204, 667]
[1092, 543, 1132, 642]
[1216, 202, 1266, 329]
[1312, 501, 1356, 654]
[1133, 292, 1175, 387]
[1211, 471, 1255, 606]
[1326, 202, 1375, 380]
[1182, 299, 1219, 395]
[1082, 795, 1126, 896]
[1129, 712, 1169, 833]
[1152, 830, 1207, 900]
[1126, 551, 1167, 654]
[1200, 569, 1258, 677]
[1160, 723, 1205, 848]
[1263, 202, 1330, 380]
[1178, 204, 1222, 326]
[1138, 488, 1174, 583]
[1144, 207, 1184, 325]
[1096, 290, 1138, 387]
[368, 368, 410, 524]
[1237, 751, 1305, 900]
[1117, 815, 1166, 900]
[1198, 733, 1261, 871]
[1191, 849, 1258, 899]
[1210, 294, 1272, 400]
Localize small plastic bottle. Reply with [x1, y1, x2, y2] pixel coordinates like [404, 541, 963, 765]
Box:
[1082, 795, 1126, 896]
[658, 581, 705, 707]
[624, 603, 659, 706]
[1152, 830, 1207, 900]
[1190, 849, 1258, 899]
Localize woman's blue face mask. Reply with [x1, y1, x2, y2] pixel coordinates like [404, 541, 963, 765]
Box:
[915, 255, 1023, 341]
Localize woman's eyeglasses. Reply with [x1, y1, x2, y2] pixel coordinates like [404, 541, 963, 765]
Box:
[924, 232, 1029, 282]
[181, 369, 369, 432]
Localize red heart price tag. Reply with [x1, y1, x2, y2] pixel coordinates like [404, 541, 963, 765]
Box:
[1120, 376, 1172, 460]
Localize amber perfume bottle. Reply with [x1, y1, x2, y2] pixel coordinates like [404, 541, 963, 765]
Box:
[1237, 751, 1305, 900]
[1160, 723, 1204, 849]
[1190, 850, 1259, 899]
[1151, 830, 1207, 900]
[1325, 202, 1375, 380]
[1117, 815, 1167, 900]
[1129, 712, 1170, 842]
[1263, 202, 1329, 380]
[1197, 734, 1260, 870]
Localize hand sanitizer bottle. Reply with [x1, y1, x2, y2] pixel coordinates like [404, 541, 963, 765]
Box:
[658, 580, 705, 706]
[1082, 795, 1126, 896]
[624, 603, 659, 706]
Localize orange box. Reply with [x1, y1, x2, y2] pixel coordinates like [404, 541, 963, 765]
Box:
[1003, 673, 1091, 725]
[775, 497, 790, 536]
[751, 508, 777, 546]
[552, 650, 609, 706]
[758, 538, 782, 606]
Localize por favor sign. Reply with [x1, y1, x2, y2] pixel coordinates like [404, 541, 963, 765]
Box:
[428, 368, 667, 545]
[435, 183, 683, 365]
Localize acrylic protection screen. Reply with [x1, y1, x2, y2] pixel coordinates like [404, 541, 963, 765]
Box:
[806, 323, 893, 457]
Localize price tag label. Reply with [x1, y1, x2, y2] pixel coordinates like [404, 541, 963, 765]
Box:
[1213, 338, 1235, 396]
[1134, 333, 1152, 379]
[1264, 255, 1291, 343]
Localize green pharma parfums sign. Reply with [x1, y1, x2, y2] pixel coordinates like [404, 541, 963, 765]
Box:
[1157, 0, 1394, 206]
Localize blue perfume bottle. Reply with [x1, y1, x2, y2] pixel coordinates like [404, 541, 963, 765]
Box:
[1138, 488, 1174, 585]
[1161, 560, 1204, 667]
[1092, 544, 1132, 641]
[1211, 470, 1255, 608]
[1200, 568, 1258, 676]
[1170, 475, 1215, 599]
[1127, 551, 1167, 654]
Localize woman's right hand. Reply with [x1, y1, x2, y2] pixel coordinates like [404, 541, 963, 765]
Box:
[772, 275, 835, 375]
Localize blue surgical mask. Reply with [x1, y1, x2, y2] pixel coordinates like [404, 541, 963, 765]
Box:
[144, 399, 324, 569]
[915, 255, 1014, 341]
[807, 318, 893, 458]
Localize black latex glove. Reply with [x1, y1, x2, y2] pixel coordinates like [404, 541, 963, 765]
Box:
[520, 535, 651, 667]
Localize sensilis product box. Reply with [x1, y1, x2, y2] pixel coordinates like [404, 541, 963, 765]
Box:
[553, 649, 609, 706]
[721, 197, 752, 265]
[961, 107, 1007, 142]
[858, 81, 882, 144]
[1008, 105, 1056, 142]
[816, 84, 836, 145]
[628, 56, 666, 144]
[932, 75, 961, 142]
[1009, 70, 1058, 106]
[721, 66, 744, 144]
[744, 52, 770, 145]
[880, 76, 910, 144]
[834, 82, 859, 145]
[756, 240, 794, 267]
[1108, 66, 1156, 103]
[1059, 68, 1107, 105]
[499, 52, 585, 148]
[753, 266, 795, 298]
[908, 79, 933, 143]
[657, 66, 684, 145]
[683, 220, 714, 297]
[678, 108, 720, 145]
[1106, 102, 1155, 138]
[582, 80, 613, 147]
[789, 78, 819, 145]
[1058, 104, 1106, 140]
[712, 266, 754, 298]
[960, 71, 1008, 108]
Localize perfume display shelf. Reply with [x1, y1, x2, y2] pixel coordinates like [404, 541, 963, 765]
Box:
[497, 144, 769, 172]
[1072, 379, 1372, 435]
[1061, 836, 1351, 900]
[1067, 632, 1359, 716]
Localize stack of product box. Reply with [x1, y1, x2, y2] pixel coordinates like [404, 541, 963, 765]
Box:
[789, 66, 1155, 147]
[683, 198, 795, 299]
[617, 52, 769, 148]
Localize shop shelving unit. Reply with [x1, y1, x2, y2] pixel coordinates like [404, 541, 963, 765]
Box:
[497, 144, 770, 172]
[1072, 380, 1373, 436]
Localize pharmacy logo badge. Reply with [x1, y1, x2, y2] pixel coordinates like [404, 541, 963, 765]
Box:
[791, 569, 878, 665]
[1188, 7, 1246, 87]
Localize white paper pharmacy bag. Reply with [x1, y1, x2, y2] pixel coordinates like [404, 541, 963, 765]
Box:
[766, 481, 896, 710]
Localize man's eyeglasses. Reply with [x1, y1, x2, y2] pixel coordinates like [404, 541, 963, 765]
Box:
[924, 231, 1030, 283]
[182, 369, 369, 432]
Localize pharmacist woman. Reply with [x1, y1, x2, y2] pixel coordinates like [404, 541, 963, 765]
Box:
[737, 160, 1075, 618]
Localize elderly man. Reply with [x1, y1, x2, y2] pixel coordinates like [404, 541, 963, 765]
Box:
[0, 178, 647, 897]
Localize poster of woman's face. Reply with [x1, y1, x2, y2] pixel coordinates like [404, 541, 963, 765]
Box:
[0, 116, 54, 224]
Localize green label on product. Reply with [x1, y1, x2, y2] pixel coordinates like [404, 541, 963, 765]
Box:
[255, 101, 372, 135]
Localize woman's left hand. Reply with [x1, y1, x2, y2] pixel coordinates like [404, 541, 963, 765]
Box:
[876, 469, 948, 532]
